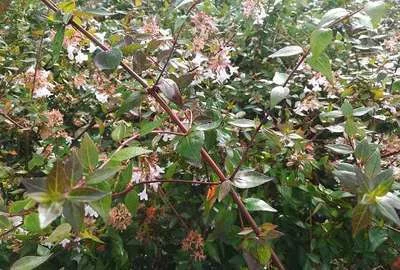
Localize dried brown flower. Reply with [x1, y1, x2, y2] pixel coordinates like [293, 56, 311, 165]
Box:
[181, 230, 206, 262]
[108, 203, 132, 231]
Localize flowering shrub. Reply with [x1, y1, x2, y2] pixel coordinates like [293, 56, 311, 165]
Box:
[0, 0, 400, 269]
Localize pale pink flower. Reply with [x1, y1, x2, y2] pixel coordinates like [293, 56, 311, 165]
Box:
[142, 16, 160, 37]
[44, 109, 64, 127]
[242, 0, 267, 25]
[22, 66, 54, 98]
[192, 36, 206, 52]
[242, 0, 256, 17]
[207, 46, 238, 84]
[191, 12, 217, 38]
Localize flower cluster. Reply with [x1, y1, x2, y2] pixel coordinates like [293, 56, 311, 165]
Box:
[242, 0, 267, 25]
[20, 66, 54, 98]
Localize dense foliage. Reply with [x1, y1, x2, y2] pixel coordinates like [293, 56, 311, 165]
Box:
[0, 0, 400, 269]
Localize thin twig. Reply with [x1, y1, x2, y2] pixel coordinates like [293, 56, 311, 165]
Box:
[112, 178, 220, 198]
[0, 110, 26, 129]
[229, 121, 263, 180]
[158, 187, 190, 230]
[0, 223, 23, 239]
[153, 0, 200, 86]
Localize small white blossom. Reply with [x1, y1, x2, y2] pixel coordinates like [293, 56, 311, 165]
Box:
[75, 50, 88, 64]
[138, 187, 148, 201]
[84, 204, 98, 218]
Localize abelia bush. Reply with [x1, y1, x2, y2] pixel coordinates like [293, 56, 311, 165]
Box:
[0, 0, 400, 269]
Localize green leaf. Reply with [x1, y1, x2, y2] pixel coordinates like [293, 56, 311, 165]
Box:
[369, 227, 388, 252]
[47, 160, 68, 195]
[9, 198, 33, 213]
[365, 1, 386, 28]
[58, 0, 75, 13]
[111, 122, 132, 142]
[365, 149, 381, 179]
[38, 202, 63, 228]
[340, 100, 353, 118]
[326, 144, 353, 155]
[354, 140, 378, 164]
[353, 107, 374, 117]
[78, 134, 99, 172]
[228, 119, 255, 128]
[308, 53, 333, 83]
[318, 8, 349, 28]
[117, 91, 143, 117]
[89, 182, 111, 222]
[140, 117, 165, 136]
[272, 72, 288, 85]
[63, 201, 84, 232]
[50, 24, 65, 66]
[371, 169, 393, 189]
[377, 197, 400, 225]
[87, 165, 120, 184]
[28, 154, 45, 170]
[0, 215, 11, 229]
[93, 48, 123, 70]
[232, 170, 273, 189]
[244, 198, 277, 212]
[310, 28, 333, 57]
[47, 223, 71, 243]
[10, 254, 52, 270]
[67, 187, 108, 202]
[23, 213, 41, 233]
[269, 45, 303, 58]
[270, 86, 289, 108]
[124, 190, 139, 215]
[64, 149, 83, 185]
[176, 130, 205, 163]
[111, 146, 152, 162]
[352, 204, 370, 237]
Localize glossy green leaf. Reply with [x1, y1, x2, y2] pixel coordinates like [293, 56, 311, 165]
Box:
[63, 201, 84, 231]
[94, 48, 123, 70]
[326, 144, 353, 155]
[47, 160, 68, 194]
[10, 254, 52, 270]
[38, 202, 63, 228]
[352, 204, 370, 237]
[365, 1, 386, 27]
[244, 198, 277, 212]
[111, 146, 152, 162]
[78, 134, 99, 172]
[111, 122, 132, 142]
[319, 8, 349, 28]
[308, 53, 333, 83]
[176, 130, 205, 162]
[89, 182, 111, 222]
[67, 187, 108, 202]
[310, 28, 333, 57]
[228, 119, 255, 128]
[47, 223, 71, 243]
[232, 170, 273, 189]
[23, 213, 41, 233]
[87, 165, 120, 184]
[50, 24, 65, 66]
[124, 190, 139, 215]
[269, 45, 303, 58]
